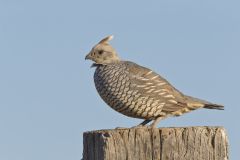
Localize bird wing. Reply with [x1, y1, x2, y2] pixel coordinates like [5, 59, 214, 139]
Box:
[124, 61, 188, 114]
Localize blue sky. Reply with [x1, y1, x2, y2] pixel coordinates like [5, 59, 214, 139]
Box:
[0, 0, 239, 159]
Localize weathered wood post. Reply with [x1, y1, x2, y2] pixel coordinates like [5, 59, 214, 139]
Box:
[83, 126, 229, 160]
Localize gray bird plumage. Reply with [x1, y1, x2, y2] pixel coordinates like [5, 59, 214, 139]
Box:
[85, 35, 224, 128]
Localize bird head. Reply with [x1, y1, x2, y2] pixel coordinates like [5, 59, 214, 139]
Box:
[85, 35, 120, 65]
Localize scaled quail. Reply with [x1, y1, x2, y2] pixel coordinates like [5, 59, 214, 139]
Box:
[85, 35, 224, 128]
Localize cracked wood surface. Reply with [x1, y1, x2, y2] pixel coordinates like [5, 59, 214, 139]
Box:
[83, 127, 229, 160]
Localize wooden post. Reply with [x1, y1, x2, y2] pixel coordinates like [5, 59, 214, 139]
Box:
[83, 126, 229, 160]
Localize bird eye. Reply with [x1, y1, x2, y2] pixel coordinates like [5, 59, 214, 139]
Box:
[99, 50, 104, 55]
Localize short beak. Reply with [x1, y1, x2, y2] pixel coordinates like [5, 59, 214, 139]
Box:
[85, 54, 91, 60]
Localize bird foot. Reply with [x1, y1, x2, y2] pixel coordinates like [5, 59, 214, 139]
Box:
[115, 125, 148, 130]
[115, 127, 129, 130]
[131, 124, 148, 129]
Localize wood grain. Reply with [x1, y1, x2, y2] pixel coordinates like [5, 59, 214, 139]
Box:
[83, 126, 229, 160]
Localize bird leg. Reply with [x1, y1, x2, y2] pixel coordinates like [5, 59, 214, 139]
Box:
[131, 119, 152, 128]
[150, 117, 164, 128]
[138, 119, 152, 126]
[116, 120, 152, 129]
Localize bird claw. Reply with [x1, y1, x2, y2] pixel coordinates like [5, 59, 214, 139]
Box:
[115, 125, 148, 130]
[115, 127, 129, 130]
[131, 124, 148, 129]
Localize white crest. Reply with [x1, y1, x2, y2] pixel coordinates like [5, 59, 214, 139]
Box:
[98, 35, 114, 44]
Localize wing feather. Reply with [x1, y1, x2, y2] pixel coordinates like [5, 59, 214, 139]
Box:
[124, 61, 188, 113]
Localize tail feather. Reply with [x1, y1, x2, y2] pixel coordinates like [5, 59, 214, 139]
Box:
[204, 104, 224, 110]
[186, 95, 224, 110]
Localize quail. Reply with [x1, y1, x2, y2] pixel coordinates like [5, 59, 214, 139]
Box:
[85, 35, 224, 128]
